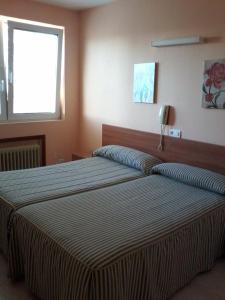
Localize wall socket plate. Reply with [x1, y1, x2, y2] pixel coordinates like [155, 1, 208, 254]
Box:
[169, 128, 181, 138]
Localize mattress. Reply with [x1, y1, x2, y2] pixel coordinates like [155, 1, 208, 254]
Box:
[8, 174, 225, 300]
[0, 156, 143, 255]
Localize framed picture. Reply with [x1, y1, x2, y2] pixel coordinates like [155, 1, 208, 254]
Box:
[202, 59, 225, 109]
[133, 62, 156, 104]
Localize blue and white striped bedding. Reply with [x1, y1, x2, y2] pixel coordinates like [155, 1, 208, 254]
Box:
[8, 169, 225, 300]
[152, 162, 225, 194]
[93, 145, 162, 175]
[1, 152, 156, 256]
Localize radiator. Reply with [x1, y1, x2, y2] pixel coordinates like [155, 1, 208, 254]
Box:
[0, 144, 41, 171]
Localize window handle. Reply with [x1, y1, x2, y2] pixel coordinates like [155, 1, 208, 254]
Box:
[9, 72, 13, 84]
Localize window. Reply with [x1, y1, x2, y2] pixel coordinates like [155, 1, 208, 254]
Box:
[0, 18, 63, 121]
[0, 22, 7, 121]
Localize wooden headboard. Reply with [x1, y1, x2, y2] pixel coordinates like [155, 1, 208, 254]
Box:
[102, 124, 225, 175]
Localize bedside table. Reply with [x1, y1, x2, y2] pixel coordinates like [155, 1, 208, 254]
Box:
[72, 154, 85, 161]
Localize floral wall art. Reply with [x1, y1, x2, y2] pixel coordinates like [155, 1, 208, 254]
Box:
[202, 59, 225, 109]
[133, 63, 156, 104]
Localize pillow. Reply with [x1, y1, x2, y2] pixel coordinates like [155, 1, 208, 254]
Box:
[93, 145, 162, 175]
[152, 162, 225, 195]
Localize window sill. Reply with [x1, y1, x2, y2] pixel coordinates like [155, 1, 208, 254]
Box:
[0, 118, 64, 125]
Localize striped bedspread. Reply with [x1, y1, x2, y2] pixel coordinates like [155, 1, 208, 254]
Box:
[9, 175, 225, 300]
[0, 157, 142, 255]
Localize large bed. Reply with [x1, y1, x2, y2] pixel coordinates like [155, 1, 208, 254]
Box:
[8, 163, 225, 300]
[0, 145, 160, 256]
[3, 124, 225, 300]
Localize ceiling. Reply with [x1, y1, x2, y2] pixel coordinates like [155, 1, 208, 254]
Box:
[32, 0, 116, 10]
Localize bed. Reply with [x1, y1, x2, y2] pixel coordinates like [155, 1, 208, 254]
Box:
[8, 163, 225, 300]
[0, 145, 161, 256]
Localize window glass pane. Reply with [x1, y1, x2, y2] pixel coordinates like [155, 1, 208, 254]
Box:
[13, 29, 58, 114]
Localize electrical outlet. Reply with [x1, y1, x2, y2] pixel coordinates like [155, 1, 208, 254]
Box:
[169, 128, 181, 138]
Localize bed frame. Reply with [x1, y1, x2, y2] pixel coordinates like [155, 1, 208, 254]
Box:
[102, 124, 225, 176]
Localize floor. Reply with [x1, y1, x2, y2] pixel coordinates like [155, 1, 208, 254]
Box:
[0, 255, 225, 300]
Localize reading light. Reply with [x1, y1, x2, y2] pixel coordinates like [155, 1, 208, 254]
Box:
[151, 36, 204, 47]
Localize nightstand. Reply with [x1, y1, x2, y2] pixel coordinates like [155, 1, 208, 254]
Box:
[72, 154, 85, 161]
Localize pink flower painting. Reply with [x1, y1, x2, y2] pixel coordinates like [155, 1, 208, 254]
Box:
[202, 59, 225, 109]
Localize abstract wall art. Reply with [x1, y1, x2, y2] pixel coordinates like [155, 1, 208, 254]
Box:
[133, 62, 156, 104]
[202, 59, 225, 109]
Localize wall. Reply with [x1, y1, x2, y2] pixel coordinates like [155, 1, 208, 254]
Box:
[0, 0, 79, 164]
[79, 0, 225, 156]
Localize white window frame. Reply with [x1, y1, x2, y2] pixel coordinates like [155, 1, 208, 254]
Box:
[0, 21, 7, 121]
[0, 72, 7, 121]
[7, 21, 63, 121]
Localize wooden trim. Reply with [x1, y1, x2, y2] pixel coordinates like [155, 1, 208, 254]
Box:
[0, 135, 46, 166]
[102, 124, 225, 175]
[41, 136, 46, 166]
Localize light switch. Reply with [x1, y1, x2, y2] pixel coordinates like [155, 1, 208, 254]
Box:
[169, 128, 181, 138]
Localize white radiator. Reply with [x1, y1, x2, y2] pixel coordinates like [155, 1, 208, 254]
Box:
[0, 144, 41, 171]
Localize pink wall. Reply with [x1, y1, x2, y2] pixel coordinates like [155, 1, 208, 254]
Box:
[79, 0, 225, 156]
[0, 0, 79, 164]
[2, 0, 225, 161]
